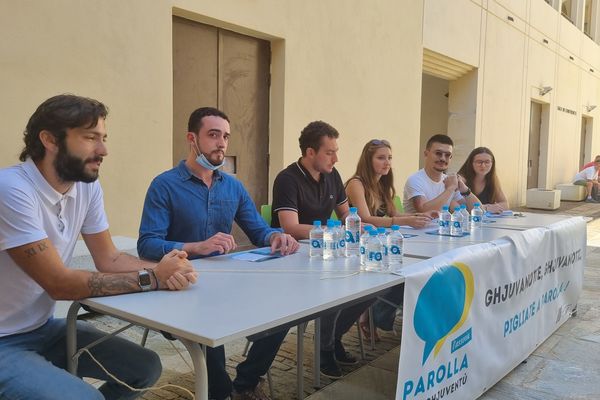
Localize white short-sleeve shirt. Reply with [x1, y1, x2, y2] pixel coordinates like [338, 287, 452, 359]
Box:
[403, 169, 462, 214]
[573, 166, 598, 182]
[0, 158, 108, 336]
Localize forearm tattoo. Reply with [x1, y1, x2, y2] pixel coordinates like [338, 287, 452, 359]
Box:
[23, 242, 49, 258]
[87, 272, 139, 296]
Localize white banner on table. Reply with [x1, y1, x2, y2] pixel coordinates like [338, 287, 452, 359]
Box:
[396, 217, 586, 400]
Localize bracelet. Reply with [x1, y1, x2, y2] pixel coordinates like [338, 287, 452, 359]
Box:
[144, 268, 159, 291]
[460, 188, 471, 197]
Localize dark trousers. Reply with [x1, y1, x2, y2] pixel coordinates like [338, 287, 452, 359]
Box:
[320, 299, 374, 352]
[206, 327, 289, 399]
[372, 285, 404, 331]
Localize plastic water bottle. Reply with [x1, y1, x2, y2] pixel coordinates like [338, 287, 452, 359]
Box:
[439, 205, 451, 235]
[460, 204, 470, 231]
[359, 226, 372, 268]
[387, 225, 404, 270]
[309, 221, 323, 258]
[323, 219, 337, 260]
[377, 227, 389, 268]
[345, 207, 361, 257]
[335, 220, 345, 257]
[365, 230, 384, 272]
[451, 206, 463, 236]
[471, 202, 484, 229]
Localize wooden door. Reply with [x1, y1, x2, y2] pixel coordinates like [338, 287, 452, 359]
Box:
[173, 17, 270, 247]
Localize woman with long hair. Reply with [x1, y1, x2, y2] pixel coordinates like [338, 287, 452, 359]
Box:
[345, 139, 435, 228]
[457, 147, 508, 213]
[345, 139, 435, 340]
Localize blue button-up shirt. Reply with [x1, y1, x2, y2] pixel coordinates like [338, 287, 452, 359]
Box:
[138, 160, 280, 260]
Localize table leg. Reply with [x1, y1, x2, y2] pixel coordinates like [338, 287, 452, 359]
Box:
[296, 322, 306, 399]
[66, 301, 81, 374]
[313, 318, 321, 388]
[178, 338, 209, 400]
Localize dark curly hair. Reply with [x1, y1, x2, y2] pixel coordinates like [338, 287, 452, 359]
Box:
[298, 120, 339, 156]
[20, 94, 108, 162]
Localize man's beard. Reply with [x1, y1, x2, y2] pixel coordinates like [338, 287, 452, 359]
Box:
[206, 149, 224, 165]
[54, 141, 102, 183]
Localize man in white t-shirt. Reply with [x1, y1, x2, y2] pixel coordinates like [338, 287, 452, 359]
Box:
[0, 94, 198, 400]
[573, 156, 600, 202]
[403, 134, 480, 214]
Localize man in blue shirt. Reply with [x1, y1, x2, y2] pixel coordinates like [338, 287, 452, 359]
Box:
[138, 107, 298, 400]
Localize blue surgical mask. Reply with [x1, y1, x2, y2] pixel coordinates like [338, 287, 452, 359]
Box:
[192, 137, 225, 171]
[196, 152, 225, 171]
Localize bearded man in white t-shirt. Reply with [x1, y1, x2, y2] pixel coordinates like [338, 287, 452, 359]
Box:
[0, 94, 198, 400]
[573, 156, 600, 202]
[403, 134, 481, 214]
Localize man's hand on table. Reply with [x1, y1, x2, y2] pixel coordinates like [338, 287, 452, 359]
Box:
[269, 232, 299, 255]
[195, 232, 237, 255]
[154, 249, 198, 290]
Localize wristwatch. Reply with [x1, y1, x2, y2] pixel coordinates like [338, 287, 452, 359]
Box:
[137, 269, 153, 291]
[460, 188, 472, 197]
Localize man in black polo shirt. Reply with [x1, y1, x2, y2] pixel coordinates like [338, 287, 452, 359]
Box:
[271, 120, 371, 379]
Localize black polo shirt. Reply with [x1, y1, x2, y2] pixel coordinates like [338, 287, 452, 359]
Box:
[271, 159, 348, 228]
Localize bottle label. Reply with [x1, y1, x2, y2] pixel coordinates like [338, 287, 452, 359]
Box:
[472, 216, 481, 222]
[360, 246, 365, 255]
[345, 230, 359, 243]
[439, 220, 449, 227]
[453, 221, 461, 228]
[339, 239, 345, 248]
[368, 251, 383, 262]
[390, 245, 401, 255]
[311, 239, 322, 248]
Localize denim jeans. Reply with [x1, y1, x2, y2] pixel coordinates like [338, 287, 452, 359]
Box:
[0, 318, 162, 400]
[205, 327, 289, 399]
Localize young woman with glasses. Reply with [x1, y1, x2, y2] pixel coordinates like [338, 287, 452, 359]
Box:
[457, 147, 508, 214]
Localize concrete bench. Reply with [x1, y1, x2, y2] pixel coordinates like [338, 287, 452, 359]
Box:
[555, 183, 586, 201]
[526, 188, 561, 210]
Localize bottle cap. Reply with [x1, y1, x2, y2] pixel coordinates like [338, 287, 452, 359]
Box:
[442, 205, 449, 211]
[454, 207, 461, 211]
[391, 225, 400, 230]
[349, 207, 358, 213]
[313, 220, 321, 226]
[474, 202, 481, 207]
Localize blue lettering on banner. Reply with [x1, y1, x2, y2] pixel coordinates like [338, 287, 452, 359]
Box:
[451, 328, 472, 353]
[503, 280, 570, 338]
[402, 354, 468, 400]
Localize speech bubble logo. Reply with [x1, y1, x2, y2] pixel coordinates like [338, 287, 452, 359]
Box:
[413, 262, 473, 365]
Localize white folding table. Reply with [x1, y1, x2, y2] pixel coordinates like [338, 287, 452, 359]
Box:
[66, 246, 423, 400]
